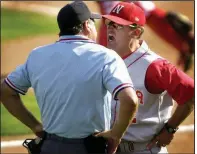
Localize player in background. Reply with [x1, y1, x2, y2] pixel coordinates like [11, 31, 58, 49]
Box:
[102, 2, 194, 153]
[97, 1, 194, 72]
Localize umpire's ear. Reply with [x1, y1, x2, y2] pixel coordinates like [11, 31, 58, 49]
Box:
[83, 20, 90, 35]
[83, 19, 94, 36]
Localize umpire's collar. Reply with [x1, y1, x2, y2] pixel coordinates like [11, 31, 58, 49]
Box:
[58, 35, 95, 43]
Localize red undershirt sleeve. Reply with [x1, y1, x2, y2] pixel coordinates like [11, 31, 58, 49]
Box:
[145, 58, 194, 105]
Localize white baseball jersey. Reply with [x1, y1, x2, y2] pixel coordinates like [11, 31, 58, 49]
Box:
[111, 41, 173, 142]
[5, 35, 134, 138]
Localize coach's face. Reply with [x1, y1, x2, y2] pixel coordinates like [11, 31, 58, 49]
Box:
[106, 19, 132, 55]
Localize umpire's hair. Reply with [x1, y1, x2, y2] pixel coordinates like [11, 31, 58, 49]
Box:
[59, 19, 94, 36]
[59, 24, 83, 36]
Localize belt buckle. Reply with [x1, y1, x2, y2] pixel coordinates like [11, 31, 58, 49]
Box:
[120, 140, 134, 152]
[128, 141, 134, 151]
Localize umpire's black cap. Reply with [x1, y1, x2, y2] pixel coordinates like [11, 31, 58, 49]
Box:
[57, 1, 101, 30]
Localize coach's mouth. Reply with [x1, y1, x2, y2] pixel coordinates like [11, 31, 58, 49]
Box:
[108, 34, 115, 43]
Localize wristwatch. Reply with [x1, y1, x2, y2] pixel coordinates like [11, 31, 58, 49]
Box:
[164, 123, 178, 134]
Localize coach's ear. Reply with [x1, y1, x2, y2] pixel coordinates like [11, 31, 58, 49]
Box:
[129, 27, 144, 39]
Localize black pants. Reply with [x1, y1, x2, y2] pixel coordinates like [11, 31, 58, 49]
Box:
[41, 134, 87, 154]
[41, 133, 107, 154]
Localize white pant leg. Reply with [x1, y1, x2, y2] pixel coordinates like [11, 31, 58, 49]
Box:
[135, 147, 168, 154]
[116, 146, 168, 154]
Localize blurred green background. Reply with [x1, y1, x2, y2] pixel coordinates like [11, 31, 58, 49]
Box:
[1, 8, 58, 42]
[1, 93, 40, 136]
[1, 8, 55, 136]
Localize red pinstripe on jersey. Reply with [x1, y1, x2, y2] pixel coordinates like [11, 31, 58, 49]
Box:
[59, 38, 89, 41]
[126, 52, 148, 68]
[58, 38, 95, 44]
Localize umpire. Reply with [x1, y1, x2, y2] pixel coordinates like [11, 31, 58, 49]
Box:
[1, 1, 138, 154]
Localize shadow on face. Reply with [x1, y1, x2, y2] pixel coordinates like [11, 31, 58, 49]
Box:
[106, 19, 143, 54]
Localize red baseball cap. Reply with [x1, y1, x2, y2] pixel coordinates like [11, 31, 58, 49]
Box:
[102, 2, 146, 26]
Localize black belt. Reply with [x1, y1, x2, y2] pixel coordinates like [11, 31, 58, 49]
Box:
[46, 132, 107, 153]
[46, 133, 84, 143]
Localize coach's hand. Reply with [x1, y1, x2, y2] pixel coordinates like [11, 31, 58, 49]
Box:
[95, 130, 121, 154]
[146, 128, 174, 149]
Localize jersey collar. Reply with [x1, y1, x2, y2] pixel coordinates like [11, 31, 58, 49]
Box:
[58, 35, 95, 43]
[123, 41, 150, 67]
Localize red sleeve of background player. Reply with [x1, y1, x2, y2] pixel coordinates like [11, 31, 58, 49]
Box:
[98, 19, 108, 47]
[146, 8, 186, 52]
[145, 58, 194, 105]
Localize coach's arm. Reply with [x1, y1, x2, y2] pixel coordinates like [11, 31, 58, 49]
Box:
[146, 60, 194, 149]
[95, 87, 138, 154]
[167, 96, 194, 129]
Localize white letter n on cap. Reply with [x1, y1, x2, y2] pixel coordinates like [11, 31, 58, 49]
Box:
[112, 5, 124, 14]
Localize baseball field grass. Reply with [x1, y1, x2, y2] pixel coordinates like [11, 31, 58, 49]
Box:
[1, 8, 58, 42]
[1, 92, 40, 136]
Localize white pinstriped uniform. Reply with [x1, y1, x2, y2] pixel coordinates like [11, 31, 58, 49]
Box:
[111, 41, 172, 153]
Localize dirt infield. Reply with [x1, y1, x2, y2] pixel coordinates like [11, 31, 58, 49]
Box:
[1, 132, 194, 154]
[1, 1, 194, 154]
